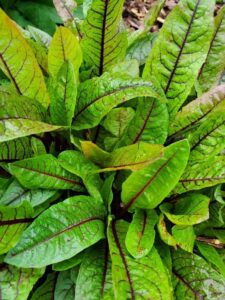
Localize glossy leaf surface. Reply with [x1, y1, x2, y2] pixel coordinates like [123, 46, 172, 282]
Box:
[143, 0, 215, 117]
[5, 196, 105, 267]
[74, 73, 166, 130]
[0, 9, 50, 107]
[125, 209, 158, 258]
[121, 140, 190, 210]
[0, 201, 33, 254]
[9, 154, 84, 191]
[108, 220, 173, 300]
[81, 0, 126, 75]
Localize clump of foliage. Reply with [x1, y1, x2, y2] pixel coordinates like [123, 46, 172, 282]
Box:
[0, 0, 225, 299]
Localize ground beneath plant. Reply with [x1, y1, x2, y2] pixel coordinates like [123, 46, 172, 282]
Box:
[123, 0, 223, 31]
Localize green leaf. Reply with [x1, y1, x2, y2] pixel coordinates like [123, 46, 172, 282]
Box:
[169, 84, 225, 139]
[27, 39, 48, 74]
[108, 220, 173, 300]
[121, 140, 190, 210]
[196, 241, 225, 277]
[172, 249, 225, 299]
[58, 150, 102, 197]
[76, 242, 114, 300]
[81, 0, 127, 75]
[160, 193, 210, 225]
[0, 137, 34, 161]
[0, 179, 58, 207]
[30, 272, 57, 300]
[143, 0, 215, 117]
[118, 97, 169, 146]
[172, 225, 195, 253]
[0, 93, 61, 142]
[28, 25, 52, 48]
[82, 141, 164, 172]
[55, 267, 78, 300]
[125, 209, 158, 258]
[9, 154, 84, 191]
[0, 264, 45, 300]
[0, 9, 50, 107]
[15, 2, 61, 35]
[52, 252, 84, 271]
[144, 0, 166, 29]
[0, 201, 33, 254]
[48, 26, 82, 79]
[157, 214, 177, 247]
[102, 107, 135, 138]
[126, 33, 157, 66]
[74, 73, 166, 130]
[174, 156, 225, 194]
[5, 195, 105, 267]
[198, 6, 225, 92]
[188, 109, 225, 162]
[49, 61, 77, 126]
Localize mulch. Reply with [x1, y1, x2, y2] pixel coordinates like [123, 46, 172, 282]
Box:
[123, 0, 224, 32]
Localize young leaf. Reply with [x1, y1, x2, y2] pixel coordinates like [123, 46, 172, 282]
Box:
[108, 220, 173, 300]
[30, 272, 57, 300]
[0, 179, 58, 207]
[58, 150, 102, 197]
[0, 201, 33, 254]
[0, 9, 50, 107]
[172, 249, 225, 299]
[82, 141, 164, 172]
[0, 263, 45, 300]
[74, 73, 166, 130]
[143, 0, 215, 117]
[76, 242, 114, 299]
[121, 140, 190, 210]
[8, 154, 84, 191]
[81, 0, 127, 75]
[160, 193, 210, 225]
[55, 267, 78, 300]
[118, 97, 169, 146]
[174, 156, 225, 194]
[198, 6, 225, 92]
[49, 61, 77, 126]
[169, 84, 225, 138]
[5, 196, 106, 267]
[125, 209, 158, 259]
[172, 225, 195, 253]
[48, 26, 82, 79]
[27, 39, 48, 74]
[196, 241, 225, 278]
[157, 214, 177, 247]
